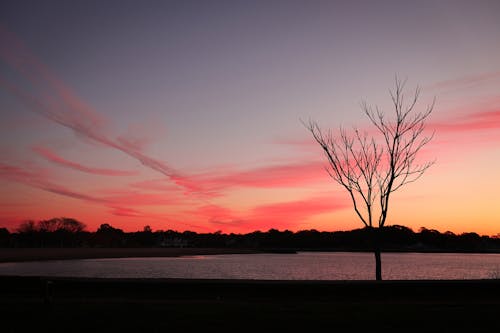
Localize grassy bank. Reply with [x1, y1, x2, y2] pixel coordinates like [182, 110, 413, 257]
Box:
[1, 277, 500, 332]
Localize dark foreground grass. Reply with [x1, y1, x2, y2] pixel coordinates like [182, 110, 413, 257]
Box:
[3, 300, 498, 332]
[1, 277, 500, 332]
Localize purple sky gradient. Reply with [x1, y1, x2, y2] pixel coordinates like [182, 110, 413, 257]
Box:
[1, 0, 500, 234]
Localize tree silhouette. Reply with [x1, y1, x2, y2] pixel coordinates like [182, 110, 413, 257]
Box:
[17, 220, 37, 233]
[94, 223, 125, 247]
[305, 77, 434, 280]
[38, 217, 86, 233]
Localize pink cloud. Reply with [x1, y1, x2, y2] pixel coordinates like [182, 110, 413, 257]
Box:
[0, 162, 182, 210]
[104, 191, 181, 206]
[0, 27, 105, 129]
[116, 119, 166, 152]
[106, 206, 208, 231]
[161, 161, 329, 197]
[192, 194, 349, 232]
[174, 161, 328, 197]
[430, 109, 500, 134]
[271, 137, 318, 153]
[129, 179, 179, 192]
[194, 204, 238, 221]
[0, 77, 179, 178]
[431, 71, 500, 90]
[0, 161, 211, 230]
[116, 136, 151, 153]
[208, 161, 326, 188]
[109, 206, 144, 218]
[249, 194, 348, 226]
[0, 26, 196, 190]
[2, 27, 334, 200]
[33, 146, 139, 176]
[279, 105, 500, 164]
[0, 163, 107, 204]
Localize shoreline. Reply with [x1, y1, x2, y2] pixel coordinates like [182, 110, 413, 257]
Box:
[2, 247, 500, 263]
[0, 247, 260, 263]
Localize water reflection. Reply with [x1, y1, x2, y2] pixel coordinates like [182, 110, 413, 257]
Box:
[1, 252, 500, 280]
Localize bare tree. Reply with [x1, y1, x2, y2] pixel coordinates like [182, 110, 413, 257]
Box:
[305, 77, 434, 280]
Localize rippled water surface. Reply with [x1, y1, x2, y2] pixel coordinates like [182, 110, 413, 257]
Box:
[1, 252, 500, 280]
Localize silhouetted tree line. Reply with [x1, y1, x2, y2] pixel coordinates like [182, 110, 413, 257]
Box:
[1, 218, 500, 252]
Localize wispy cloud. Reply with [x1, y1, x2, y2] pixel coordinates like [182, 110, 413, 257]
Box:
[0, 26, 192, 188]
[106, 206, 207, 230]
[0, 161, 208, 229]
[431, 71, 500, 91]
[271, 137, 318, 153]
[0, 162, 107, 204]
[173, 161, 328, 197]
[192, 193, 349, 232]
[249, 194, 348, 227]
[33, 146, 139, 176]
[3, 27, 327, 200]
[193, 204, 238, 222]
[206, 161, 326, 188]
[102, 190, 182, 206]
[430, 109, 500, 134]
[0, 76, 179, 178]
[129, 178, 179, 192]
[0, 162, 184, 208]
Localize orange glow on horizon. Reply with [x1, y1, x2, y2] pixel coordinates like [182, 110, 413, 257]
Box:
[2, 13, 500, 238]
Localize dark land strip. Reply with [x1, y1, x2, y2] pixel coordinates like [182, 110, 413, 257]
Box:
[1, 276, 500, 332]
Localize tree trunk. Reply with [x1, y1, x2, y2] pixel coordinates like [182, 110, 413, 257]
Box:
[374, 248, 382, 281]
[371, 227, 382, 281]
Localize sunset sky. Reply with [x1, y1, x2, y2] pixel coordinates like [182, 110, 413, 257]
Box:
[1, 0, 499, 235]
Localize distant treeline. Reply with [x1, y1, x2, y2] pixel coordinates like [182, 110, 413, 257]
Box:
[1, 217, 499, 252]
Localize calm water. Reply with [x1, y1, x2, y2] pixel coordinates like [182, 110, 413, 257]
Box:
[1, 252, 500, 280]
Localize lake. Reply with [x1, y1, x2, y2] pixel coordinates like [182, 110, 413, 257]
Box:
[1, 252, 500, 280]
